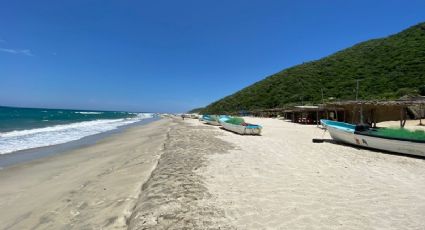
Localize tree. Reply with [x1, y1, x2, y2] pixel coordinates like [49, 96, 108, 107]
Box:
[396, 88, 418, 97]
[419, 85, 425, 96]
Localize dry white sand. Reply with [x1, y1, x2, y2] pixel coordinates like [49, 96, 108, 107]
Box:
[379, 119, 425, 131]
[0, 119, 174, 229]
[199, 117, 425, 229]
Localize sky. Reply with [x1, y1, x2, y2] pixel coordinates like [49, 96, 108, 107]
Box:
[1, 0, 425, 112]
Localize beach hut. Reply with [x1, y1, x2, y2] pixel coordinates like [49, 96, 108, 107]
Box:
[323, 97, 425, 127]
[281, 105, 346, 125]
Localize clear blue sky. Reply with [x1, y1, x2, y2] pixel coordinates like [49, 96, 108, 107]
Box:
[1, 0, 424, 112]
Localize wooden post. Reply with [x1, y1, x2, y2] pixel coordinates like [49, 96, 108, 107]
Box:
[371, 109, 377, 128]
[299, 112, 302, 124]
[316, 109, 319, 127]
[335, 108, 338, 121]
[400, 107, 407, 128]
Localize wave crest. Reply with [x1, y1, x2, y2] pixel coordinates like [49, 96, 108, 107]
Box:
[0, 113, 154, 154]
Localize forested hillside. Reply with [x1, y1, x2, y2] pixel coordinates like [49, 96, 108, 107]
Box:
[200, 22, 425, 114]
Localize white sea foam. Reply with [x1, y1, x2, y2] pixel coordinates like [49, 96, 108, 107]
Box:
[75, 111, 103, 115]
[0, 113, 154, 155]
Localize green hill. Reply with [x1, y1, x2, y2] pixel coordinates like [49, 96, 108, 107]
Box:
[200, 22, 425, 114]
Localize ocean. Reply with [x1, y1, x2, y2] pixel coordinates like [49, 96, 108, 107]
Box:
[0, 106, 155, 155]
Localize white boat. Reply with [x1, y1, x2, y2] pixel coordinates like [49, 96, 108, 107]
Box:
[321, 119, 425, 157]
[205, 120, 220, 126]
[201, 115, 221, 126]
[220, 117, 262, 135]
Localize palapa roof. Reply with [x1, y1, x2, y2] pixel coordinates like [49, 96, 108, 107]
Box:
[249, 97, 425, 114]
[284, 105, 346, 113]
[323, 97, 425, 108]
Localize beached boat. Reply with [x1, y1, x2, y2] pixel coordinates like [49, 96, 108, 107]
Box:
[218, 115, 231, 123]
[220, 117, 262, 135]
[321, 119, 425, 157]
[201, 115, 221, 126]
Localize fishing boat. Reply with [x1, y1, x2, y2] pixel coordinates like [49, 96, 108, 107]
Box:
[201, 115, 221, 126]
[220, 117, 262, 135]
[218, 115, 231, 123]
[321, 119, 425, 157]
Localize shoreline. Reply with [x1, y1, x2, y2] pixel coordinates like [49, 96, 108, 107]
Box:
[0, 117, 160, 169]
[0, 118, 174, 229]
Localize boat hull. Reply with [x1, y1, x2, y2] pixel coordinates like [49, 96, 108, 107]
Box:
[201, 115, 221, 126]
[221, 122, 262, 135]
[204, 120, 221, 126]
[326, 125, 425, 157]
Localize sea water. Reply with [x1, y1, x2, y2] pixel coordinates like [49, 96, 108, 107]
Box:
[0, 106, 154, 155]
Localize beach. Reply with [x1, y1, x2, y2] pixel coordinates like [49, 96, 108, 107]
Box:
[1, 117, 425, 229]
[0, 119, 173, 229]
[200, 118, 425, 229]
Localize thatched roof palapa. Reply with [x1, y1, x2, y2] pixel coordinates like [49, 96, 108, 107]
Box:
[322, 97, 425, 127]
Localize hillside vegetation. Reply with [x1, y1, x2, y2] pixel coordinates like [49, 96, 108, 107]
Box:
[200, 22, 425, 114]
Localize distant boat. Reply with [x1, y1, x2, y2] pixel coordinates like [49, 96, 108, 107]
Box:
[321, 119, 425, 157]
[201, 115, 221, 126]
[220, 117, 262, 135]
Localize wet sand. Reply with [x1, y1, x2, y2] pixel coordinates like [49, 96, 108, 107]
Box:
[0, 119, 173, 229]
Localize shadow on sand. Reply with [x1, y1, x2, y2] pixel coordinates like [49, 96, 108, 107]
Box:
[314, 138, 425, 160]
[218, 127, 262, 136]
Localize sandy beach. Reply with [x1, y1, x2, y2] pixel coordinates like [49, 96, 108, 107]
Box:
[0, 119, 174, 229]
[2, 2, 424, 229]
[1, 117, 425, 229]
[200, 117, 425, 229]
